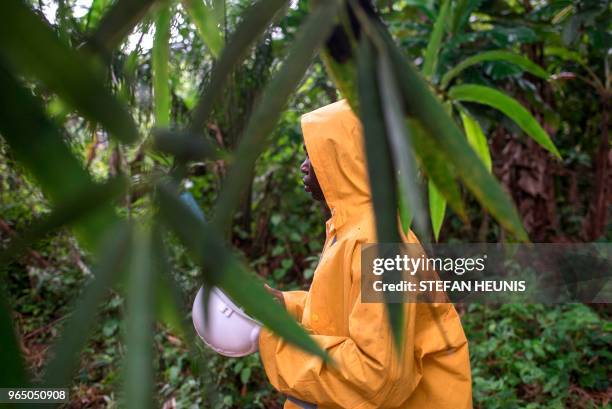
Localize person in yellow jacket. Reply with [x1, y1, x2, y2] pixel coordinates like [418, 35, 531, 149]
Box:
[259, 100, 472, 409]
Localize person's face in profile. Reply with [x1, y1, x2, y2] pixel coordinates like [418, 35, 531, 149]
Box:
[300, 144, 325, 202]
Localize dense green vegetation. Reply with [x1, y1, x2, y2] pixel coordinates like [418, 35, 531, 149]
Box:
[0, 0, 610, 407]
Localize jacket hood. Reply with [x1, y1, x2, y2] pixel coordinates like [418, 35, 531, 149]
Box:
[301, 99, 372, 231]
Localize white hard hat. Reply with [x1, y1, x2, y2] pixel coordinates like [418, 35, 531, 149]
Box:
[192, 286, 261, 357]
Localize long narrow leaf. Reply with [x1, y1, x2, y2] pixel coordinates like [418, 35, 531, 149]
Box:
[0, 0, 138, 144]
[125, 224, 155, 409]
[0, 295, 28, 388]
[88, 0, 157, 56]
[189, 0, 288, 134]
[357, 36, 404, 352]
[153, 5, 171, 127]
[211, 1, 340, 230]
[449, 84, 561, 158]
[373, 25, 528, 241]
[441, 50, 549, 89]
[0, 66, 121, 250]
[182, 0, 224, 57]
[152, 129, 224, 161]
[422, 0, 451, 79]
[459, 108, 492, 172]
[428, 180, 446, 241]
[43, 223, 131, 387]
[156, 184, 328, 360]
[407, 119, 467, 221]
[377, 51, 429, 238]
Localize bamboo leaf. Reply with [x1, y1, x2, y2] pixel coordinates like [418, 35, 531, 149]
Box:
[441, 50, 549, 89]
[408, 119, 467, 222]
[189, 0, 288, 134]
[398, 185, 413, 234]
[152, 129, 224, 161]
[373, 24, 528, 241]
[357, 36, 404, 352]
[211, 1, 340, 230]
[0, 295, 28, 388]
[377, 50, 429, 238]
[182, 0, 224, 57]
[156, 184, 329, 360]
[422, 0, 451, 79]
[428, 180, 446, 241]
[459, 108, 492, 172]
[153, 5, 171, 127]
[125, 224, 155, 409]
[0, 0, 138, 144]
[43, 223, 131, 387]
[449, 84, 561, 159]
[0, 66, 121, 250]
[88, 0, 157, 56]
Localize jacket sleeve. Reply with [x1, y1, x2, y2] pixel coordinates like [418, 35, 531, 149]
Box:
[283, 290, 308, 321]
[258, 244, 420, 408]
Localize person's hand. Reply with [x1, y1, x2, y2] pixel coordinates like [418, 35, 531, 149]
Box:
[264, 284, 286, 309]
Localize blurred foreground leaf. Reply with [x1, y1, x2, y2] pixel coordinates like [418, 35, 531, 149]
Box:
[157, 184, 328, 360]
[0, 296, 27, 388]
[0, 66, 121, 249]
[0, 0, 138, 144]
[377, 50, 429, 238]
[125, 224, 155, 409]
[88, 0, 157, 56]
[357, 36, 404, 351]
[44, 223, 131, 387]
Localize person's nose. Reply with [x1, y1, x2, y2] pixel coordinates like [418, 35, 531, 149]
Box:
[300, 158, 309, 175]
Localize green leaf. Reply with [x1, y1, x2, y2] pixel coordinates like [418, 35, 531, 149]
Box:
[408, 119, 467, 222]
[156, 184, 329, 361]
[152, 129, 224, 161]
[422, 0, 451, 79]
[441, 50, 549, 89]
[153, 5, 171, 127]
[428, 180, 446, 241]
[88, 0, 157, 56]
[189, 0, 288, 134]
[398, 184, 413, 234]
[0, 66, 121, 250]
[449, 84, 561, 159]
[182, 0, 224, 57]
[373, 24, 528, 241]
[0, 295, 28, 388]
[459, 109, 492, 172]
[357, 36, 404, 352]
[125, 224, 155, 409]
[43, 223, 131, 387]
[377, 50, 428, 238]
[211, 1, 340, 231]
[0, 0, 138, 144]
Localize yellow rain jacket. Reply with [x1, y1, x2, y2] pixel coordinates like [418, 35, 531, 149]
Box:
[259, 100, 472, 409]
